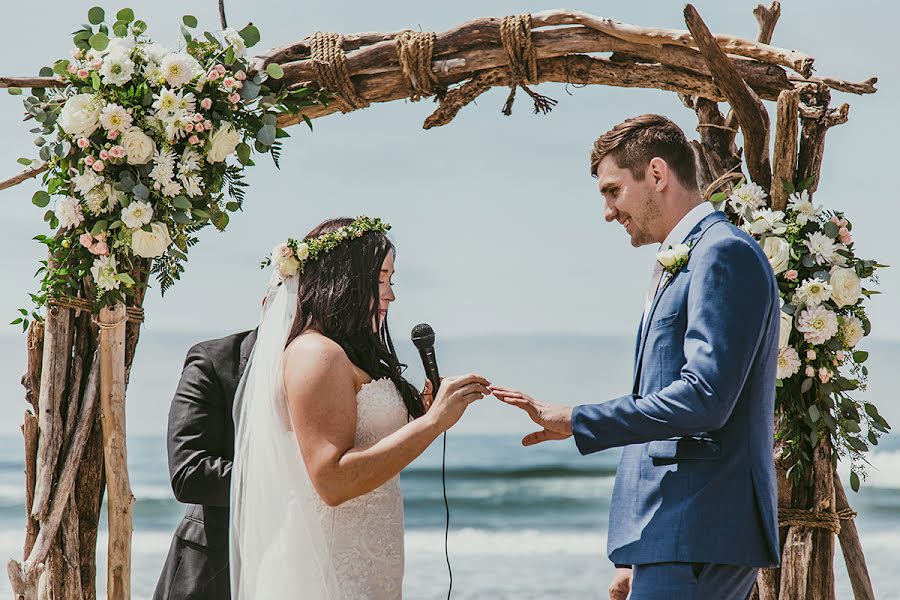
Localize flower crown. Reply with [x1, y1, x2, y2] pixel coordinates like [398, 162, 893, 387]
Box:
[265, 216, 392, 280]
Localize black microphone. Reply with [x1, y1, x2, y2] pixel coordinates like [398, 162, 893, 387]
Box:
[411, 323, 441, 395]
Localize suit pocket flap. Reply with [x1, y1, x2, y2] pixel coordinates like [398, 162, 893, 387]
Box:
[647, 437, 721, 461]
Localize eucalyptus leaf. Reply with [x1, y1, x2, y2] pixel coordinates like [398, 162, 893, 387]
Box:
[257, 124, 276, 146]
[239, 80, 261, 99]
[172, 196, 192, 210]
[808, 405, 820, 423]
[90, 220, 108, 236]
[32, 191, 50, 207]
[236, 142, 251, 165]
[239, 24, 261, 47]
[850, 471, 860, 493]
[132, 20, 148, 35]
[823, 221, 840, 239]
[265, 63, 284, 79]
[116, 8, 135, 23]
[800, 377, 814, 394]
[132, 183, 149, 200]
[113, 23, 129, 37]
[183, 15, 198, 28]
[89, 32, 110, 51]
[853, 351, 869, 363]
[173, 211, 192, 224]
[88, 6, 105, 24]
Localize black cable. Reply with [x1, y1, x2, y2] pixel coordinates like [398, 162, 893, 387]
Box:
[442, 431, 452, 599]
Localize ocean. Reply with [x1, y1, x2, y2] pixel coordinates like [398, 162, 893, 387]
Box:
[0, 334, 898, 598]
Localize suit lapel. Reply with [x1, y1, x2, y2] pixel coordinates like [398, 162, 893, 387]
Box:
[631, 211, 728, 392]
[238, 328, 257, 378]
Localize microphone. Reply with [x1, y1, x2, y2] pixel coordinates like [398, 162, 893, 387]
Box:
[411, 323, 441, 395]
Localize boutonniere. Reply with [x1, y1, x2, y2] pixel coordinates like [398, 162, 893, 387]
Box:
[656, 243, 692, 276]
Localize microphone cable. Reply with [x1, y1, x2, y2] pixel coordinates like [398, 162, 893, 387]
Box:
[442, 430, 452, 599]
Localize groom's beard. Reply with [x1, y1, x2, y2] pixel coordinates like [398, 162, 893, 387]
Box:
[628, 191, 661, 247]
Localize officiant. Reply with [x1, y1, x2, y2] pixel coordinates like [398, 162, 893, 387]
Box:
[153, 329, 256, 600]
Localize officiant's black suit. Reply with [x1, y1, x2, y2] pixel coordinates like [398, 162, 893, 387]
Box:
[154, 329, 256, 600]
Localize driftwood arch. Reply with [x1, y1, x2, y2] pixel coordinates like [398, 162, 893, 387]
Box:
[0, 3, 879, 599]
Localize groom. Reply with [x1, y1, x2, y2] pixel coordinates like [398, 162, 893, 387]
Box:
[494, 114, 780, 599]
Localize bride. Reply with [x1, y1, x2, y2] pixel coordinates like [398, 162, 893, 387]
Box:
[229, 216, 490, 599]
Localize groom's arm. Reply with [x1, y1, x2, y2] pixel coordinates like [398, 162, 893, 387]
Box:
[573, 236, 776, 455]
[168, 343, 232, 506]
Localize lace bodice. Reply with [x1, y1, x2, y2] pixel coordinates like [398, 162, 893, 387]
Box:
[314, 378, 408, 599]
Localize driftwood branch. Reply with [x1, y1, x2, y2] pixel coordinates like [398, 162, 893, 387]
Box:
[0, 77, 62, 90]
[685, 4, 772, 191]
[0, 164, 48, 192]
[834, 473, 875, 600]
[797, 88, 849, 196]
[771, 88, 800, 209]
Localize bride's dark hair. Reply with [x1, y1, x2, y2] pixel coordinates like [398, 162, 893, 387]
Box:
[285, 217, 424, 418]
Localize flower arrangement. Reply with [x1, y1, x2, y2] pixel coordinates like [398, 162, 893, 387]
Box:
[714, 179, 890, 490]
[264, 216, 392, 281]
[12, 6, 326, 329]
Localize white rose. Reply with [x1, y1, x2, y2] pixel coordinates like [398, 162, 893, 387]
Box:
[223, 28, 247, 58]
[761, 236, 790, 274]
[779, 310, 793, 350]
[58, 94, 101, 137]
[829, 267, 863, 308]
[656, 249, 677, 268]
[131, 222, 172, 258]
[55, 196, 84, 230]
[275, 255, 301, 279]
[672, 244, 690, 260]
[121, 128, 156, 165]
[206, 122, 241, 163]
[90, 255, 120, 291]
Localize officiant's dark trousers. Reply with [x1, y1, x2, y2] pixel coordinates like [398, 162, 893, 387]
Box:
[629, 562, 757, 600]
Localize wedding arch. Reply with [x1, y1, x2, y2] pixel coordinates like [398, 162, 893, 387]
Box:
[0, 2, 888, 599]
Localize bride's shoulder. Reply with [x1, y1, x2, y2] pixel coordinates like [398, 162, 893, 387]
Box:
[284, 332, 353, 378]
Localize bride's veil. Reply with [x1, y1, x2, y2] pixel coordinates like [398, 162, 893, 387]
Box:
[230, 274, 342, 598]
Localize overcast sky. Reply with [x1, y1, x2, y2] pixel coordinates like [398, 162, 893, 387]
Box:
[0, 1, 898, 436]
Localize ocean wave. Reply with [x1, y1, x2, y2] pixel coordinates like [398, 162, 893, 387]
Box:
[406, 528, 606, 555]
[404, 465, 617, 480]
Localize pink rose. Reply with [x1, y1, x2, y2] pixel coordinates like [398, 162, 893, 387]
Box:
[85, 155, 95, 166]
[235, 81, 243, 89]
[109, 145, 126, 159]
[208, 70, 221, 81]
[194, 122, 204, 132]
[79, 232, 94, 248]
[200, 98, 212, 110]
[204, 120, 212, 130]
[806, 349, 816, 361]
[805, 366, 815, 378]
[107, 129, 119, 140]
[193, 113, 204, 122]
[90, 241, 109, 256]
[836, 351, 846, 361]
[229, 93, 240, 104]
[77, 138, 90, 149]
[66, 63, 78, 74]
[77, 69, 90, 79]
[71, 48, 84, 60]
[818, 367, 832, 383]
[153, 181, 161, 190]
[188, 135, 200, 145]
[99, 149, 109, 160]
[784, 270, 798, 281]
[185, 123, 194, 133]
[839, 227, 852, 244]
[215, 64, 226, 74]
[91, 60, 102, 70]
[223, 77, 236, 87]
[235, 70, 246, 81]
[92, 160, 105, 172]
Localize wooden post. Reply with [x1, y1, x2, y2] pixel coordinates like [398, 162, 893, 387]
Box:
[808, 438, 837, 599]
[834, 473, 875, 600]
[770, 89, 800, 209]
[98, 304, 133, 600]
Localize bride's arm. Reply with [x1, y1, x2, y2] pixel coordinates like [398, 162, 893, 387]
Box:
[284, 335, 489, 507]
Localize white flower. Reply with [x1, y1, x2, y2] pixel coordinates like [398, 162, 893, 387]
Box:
[120, 128, 156, 165]
[176, 91, 196, 114]
[796, 305, 839, 345]
[795, 278, 832, 307]
[788, 190, 822, 226]
[161, 180, 183, 198]
[728, 181, 767, 214]
[179, 148, 203, 174]
[223, 28, 247, 58]
[99, 103, 133, 132]
[207, 122, 242, 162]
[829, 267, 863, 308]
[143, 62, 165, 86]
[296, 242, 310, 260]
[160, 52, 202, 88]
[73, 170, 104, 195]
[139, 43, 170, 64]
[105, 37, 136, 57]
[777, 346, 801, 380]
[163, 111, 192, 142]
[152, 88, 181, 116]
[121, 200, 154, 229]
[99, 50, 135, 86]
[748, 209, 788, 235]
[841, 315, 865, 348]
[779, 310, 793, 350]
[131, 222, 172, 258]
[275, 255, 301, 279]
[58, 93, 102, 137]
[656, 243, 690, 268]
[761, 236, 790, 274]
[55, 196, 84, 229]
[90, 255, 120, 291]
[804, 231, 838, 265]
[84, 186, 108, 214]
[179, 173, 203, 197]
[150, 148, 176, 185]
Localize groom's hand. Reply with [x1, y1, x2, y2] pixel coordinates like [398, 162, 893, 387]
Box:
[608, 567, 632, 600]
[490, 386, 573, 446]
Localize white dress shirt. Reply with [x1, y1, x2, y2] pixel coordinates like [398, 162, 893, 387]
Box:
[642, 202, 715, 325]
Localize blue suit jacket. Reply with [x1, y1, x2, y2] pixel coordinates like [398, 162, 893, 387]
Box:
[573, 211, 781, 568]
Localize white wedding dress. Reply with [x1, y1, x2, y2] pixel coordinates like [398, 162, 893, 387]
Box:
[230, 274, 409, 599]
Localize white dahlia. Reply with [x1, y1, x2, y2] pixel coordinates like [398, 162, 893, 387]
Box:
[794, 278, 833, 307]
[55, 196, 84, 230]
[728, 181, 768, 214]
[804, 231, 838, 265]
[99, 50, 135, 86]
[99, 103, 133, 132]
[121, 200, 154, 229]
[777, 347, 801, 380]
[796, 305, 839, 345]
[160, 52, 202, 88]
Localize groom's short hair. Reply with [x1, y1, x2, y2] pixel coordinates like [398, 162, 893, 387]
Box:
[590, 114, 698, 190]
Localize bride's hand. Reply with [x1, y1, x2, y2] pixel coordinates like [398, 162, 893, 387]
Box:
[426, 374, 490, 432]
[421, 379, 435, 411]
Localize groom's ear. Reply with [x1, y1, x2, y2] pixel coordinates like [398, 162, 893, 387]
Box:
[648, 157, 669, 192]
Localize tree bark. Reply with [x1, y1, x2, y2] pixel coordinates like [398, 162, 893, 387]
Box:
[770, 88, 800, 209]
